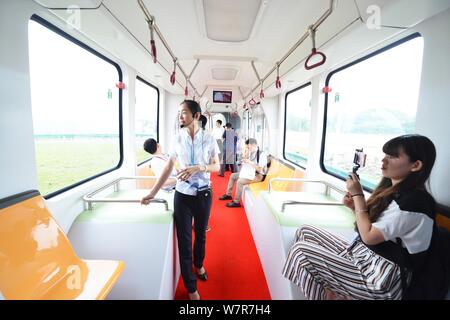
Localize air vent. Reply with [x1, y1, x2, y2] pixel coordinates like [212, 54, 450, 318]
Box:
[211, 68, 239, 80]
[203, 0, 262, 42]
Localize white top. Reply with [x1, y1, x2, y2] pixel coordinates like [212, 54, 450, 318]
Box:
[372, 200, 434, 254]
[248, 150, 268, 174]
[213, 126, 225, 140]
[150, 154, 176, 178]
[169, 128, 220, 196]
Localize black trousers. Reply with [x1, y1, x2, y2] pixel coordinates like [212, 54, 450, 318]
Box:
[174, 189, 212, 293]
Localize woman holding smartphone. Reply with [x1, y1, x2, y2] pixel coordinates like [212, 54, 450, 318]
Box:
[282, 134, 448, 299]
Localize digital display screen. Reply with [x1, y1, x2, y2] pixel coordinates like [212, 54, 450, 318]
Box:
[213, 90, 232, 103]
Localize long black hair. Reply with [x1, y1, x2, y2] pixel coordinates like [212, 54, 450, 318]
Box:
[366, 134, 437, 223]
[181, 100, 202, 118]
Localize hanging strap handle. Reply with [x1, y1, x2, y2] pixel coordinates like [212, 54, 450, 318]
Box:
[305, 26, 326, 70]
[170, 58, 177, 85]
[275, 62, 282, 89]
[259, 81, 265, 99]
[148, 18, 157, 63]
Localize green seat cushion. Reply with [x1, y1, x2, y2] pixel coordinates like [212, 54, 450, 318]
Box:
[260, 191, 355, 228]
[76, 189, 174, 224]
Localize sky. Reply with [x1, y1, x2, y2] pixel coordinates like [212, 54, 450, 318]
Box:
[29, 19, 120, 135]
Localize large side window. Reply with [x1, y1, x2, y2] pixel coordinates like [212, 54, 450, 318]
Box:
[135, 77, 159, 165]
[28, 16, 122, 198]
[322, 34, 424, 189]
[284, 83, 312, 168]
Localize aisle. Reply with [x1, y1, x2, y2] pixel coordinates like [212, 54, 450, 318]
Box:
[174, 171, 271, 300]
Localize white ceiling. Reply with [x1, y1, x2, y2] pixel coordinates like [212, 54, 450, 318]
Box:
[46, 0, 450, 105]
[101, 0, 359, 99]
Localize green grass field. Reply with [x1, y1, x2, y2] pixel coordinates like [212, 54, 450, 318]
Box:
[35, 139, 121, 195]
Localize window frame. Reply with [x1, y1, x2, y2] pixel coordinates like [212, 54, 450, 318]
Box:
[320, 33, 423, 191]
[283, 81, 312, 170]
[30, 15, 124, 199]
[135, 75, 160, 166]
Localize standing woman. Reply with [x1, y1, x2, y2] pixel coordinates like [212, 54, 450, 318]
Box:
[282, 134, 449, 299]
[141, 100, 220, 300]
[219, 123, 237, 176]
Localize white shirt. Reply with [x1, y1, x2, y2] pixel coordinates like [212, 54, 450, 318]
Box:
[169, 128, 220, 196]
[213, 126, 225, 140]
[372, 200, 434, 254]
[248, 150, 268, 174]
[150, 154, 177, 178]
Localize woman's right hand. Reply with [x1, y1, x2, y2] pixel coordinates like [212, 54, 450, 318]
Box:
[343, 192, 355, 211]
[141, 192, 155, 205]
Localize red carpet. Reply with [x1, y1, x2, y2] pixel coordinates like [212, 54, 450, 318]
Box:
[174, 171, 271, 300]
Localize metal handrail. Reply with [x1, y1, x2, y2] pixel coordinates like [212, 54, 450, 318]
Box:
[268, 178, 346, 196]
[281, 200, 344, 213]
[83, 176, 169, 211]
[243, 0, 336, 100]
[137, 0, 201, 98]
[268, 178, 347, 212]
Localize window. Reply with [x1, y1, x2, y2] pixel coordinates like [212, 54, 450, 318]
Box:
[135, 77, 159, 165]
[284, 83, 312, 168]
[321, 34, 424, 190]
[28, 16, 122, 198]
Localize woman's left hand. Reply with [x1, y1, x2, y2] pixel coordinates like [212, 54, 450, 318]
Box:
[346, 173, 363, 195]
[177, 166, 200, 181]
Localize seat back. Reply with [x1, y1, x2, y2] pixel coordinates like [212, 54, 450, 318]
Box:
[136, 164, 156, 189]
[248, 158, 298, 194]
[0, 190, 87, 299]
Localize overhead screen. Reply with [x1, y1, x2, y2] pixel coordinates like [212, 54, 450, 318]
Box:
[213, 90, 232, 103]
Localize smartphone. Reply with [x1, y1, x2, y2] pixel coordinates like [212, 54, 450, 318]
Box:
[353, 149, 367, 168]
[352, 148, 367, 178]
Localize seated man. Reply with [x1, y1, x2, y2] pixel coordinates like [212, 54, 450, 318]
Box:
[219, 138, 268, 208]
[143, 138, 177, 189]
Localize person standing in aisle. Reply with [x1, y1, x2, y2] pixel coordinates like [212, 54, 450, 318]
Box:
[141, 100, 220, 300]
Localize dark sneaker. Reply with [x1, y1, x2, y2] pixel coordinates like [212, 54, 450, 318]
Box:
[219, 194, 232, 200]
[226, 202, 241, 208]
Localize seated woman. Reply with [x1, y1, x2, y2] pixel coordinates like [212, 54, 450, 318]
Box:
[218, 138, 268, 208]
[282, 134, 448, 300]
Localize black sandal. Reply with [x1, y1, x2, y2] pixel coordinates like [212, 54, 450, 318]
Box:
[196, 269, 208, 281]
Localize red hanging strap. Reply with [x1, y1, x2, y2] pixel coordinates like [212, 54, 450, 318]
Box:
[275, 63, 282, 89]
[170, 59, 177, 85]
[304, 26, 326, 70]
[305, 48, 327, 70]
[149, 19, 157, 63]
[259, 82, 265, 99]
[184, 86, 188, 96]
[150, 40, 157, 63]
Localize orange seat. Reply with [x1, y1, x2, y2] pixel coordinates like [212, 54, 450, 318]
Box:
[0, 190, 124, 300]
[136, 165, 156, 189]
[248, 158, 303, 196]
